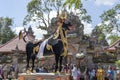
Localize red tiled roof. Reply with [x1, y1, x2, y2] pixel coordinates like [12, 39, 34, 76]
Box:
[0, 34, 78, 55]
[0, 36, 26, 53]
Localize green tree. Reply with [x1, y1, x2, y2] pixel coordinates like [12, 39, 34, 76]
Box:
[23, 0, 91, 34]
[23, 0, 61, 31]
[63, 0, 82, 9]
[100, 4, 120, 34]
[0, 17, 16, 44]
[107, 34, 120, 45]
[51, 0, 83, 9]
[91, 26, 108, 46]
[99, 4, 120, 44]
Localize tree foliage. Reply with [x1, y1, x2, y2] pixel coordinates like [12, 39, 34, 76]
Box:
[23, 0, 62, 31]
[97, 4, 120, 44]
[23, 0, 91, 34]
[100, 4, 120, 34]
[107, 34, 120, 45]
[63, 0, 82, 9]
[0, 17, 16, 44]
[91, 26, 108, 46]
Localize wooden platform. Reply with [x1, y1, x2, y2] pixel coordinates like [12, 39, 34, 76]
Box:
[18, 73, 70, 80]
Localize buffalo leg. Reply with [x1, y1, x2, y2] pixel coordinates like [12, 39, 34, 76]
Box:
[26, 54, 30, 69]
[31, 54, 36, 71]
[59, 56, 63, 72]
[55, 54, 59, 72]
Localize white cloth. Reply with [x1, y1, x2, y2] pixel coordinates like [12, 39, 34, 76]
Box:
[37, 39, 48, 59]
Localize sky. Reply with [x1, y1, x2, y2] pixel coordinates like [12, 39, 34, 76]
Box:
[0, 0, 120, 39]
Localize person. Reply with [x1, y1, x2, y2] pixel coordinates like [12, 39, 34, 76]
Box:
[107, 67, 113, 80]
[35, 65, 40, 73]
[69, 64, 73, 80]
[109, 67, 116, 80]
[64, 64, 69, 73]
[3, 64, 8, 79]
[43, 67, 48, 73]
[112, 67, 117, 80]
[96, 66, 105, 80]
[77, 68, 81, 80]
[90, 68, 96, 80]
[0, 65, 3, 79]
[112, 67, 116, 80]
[86, 68, 90, 80]
[71, 64, 78, 80]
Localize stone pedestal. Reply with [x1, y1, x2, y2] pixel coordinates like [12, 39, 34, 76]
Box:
[18, 73, 70, 80]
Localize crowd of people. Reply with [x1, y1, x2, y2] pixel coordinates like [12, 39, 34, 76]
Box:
[0, 63, 120, 80]
[67, 64, 120, 80]
[0, 64, 18, 80]
[32, 63, 120, 80]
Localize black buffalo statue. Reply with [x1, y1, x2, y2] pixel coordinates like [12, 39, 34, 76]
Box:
[20, 30, 42, 71]
[20, 14, 74, 73]
[37, 18, 73, 73]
